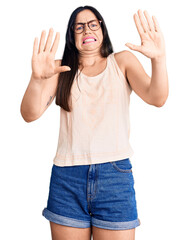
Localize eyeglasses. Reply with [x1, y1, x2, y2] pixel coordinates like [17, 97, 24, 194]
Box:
[72, 20, 102, 34]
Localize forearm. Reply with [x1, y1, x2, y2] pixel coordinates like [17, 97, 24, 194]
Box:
[148, 56, 169, 106]
[20, 74, 45, 122]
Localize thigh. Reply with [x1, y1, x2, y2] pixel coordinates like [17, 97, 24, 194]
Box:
[50, 222, 92, 240]
[92, 226, 135, 240]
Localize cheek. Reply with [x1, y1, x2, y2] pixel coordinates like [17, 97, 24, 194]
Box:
[74, 36, 81, 49]
[98, 31, 103, 44]
[98, 36, 103, 46]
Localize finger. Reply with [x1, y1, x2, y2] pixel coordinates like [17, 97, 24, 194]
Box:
[125, 43, 142, 52]
[44, 28, 54, 51]
[33, 37, 38, 57]
[54, 65, 71, 74]
[133, 13, 144, 38]
[38, 30, 46, 53]
[50, 32, 60, 54]
[143, 10, 154, 31]
[152, 15, 161, 32]
[137, 9, 149, 33]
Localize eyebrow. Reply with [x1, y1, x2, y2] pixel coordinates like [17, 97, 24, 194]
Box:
[75, 19, 97, 25]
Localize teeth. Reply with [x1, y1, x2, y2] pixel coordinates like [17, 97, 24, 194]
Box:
[83, 38, 96, 43]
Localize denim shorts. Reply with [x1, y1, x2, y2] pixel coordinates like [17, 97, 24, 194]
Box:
[42, 158, 140, 230]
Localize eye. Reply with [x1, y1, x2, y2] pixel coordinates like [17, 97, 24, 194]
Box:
[89, 20, 100, 29]
[76, 25, 83, 30]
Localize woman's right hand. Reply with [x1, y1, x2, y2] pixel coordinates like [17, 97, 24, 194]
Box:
[31, 28, 71, 80]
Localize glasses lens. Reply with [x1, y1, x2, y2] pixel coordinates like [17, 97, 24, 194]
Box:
[89, 20, 100, 31]
[74, 24, 84, 33]
[73, 20, 101, 33]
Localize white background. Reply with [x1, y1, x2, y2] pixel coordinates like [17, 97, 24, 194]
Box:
[1, 0, 189, 239]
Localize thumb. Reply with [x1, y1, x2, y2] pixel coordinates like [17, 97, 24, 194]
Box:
[55, 65, 71, 74]
[125, 43, 141, 52]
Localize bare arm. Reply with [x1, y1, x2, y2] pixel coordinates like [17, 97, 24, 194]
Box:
[149, 57, 168, 106]
[115, 51, 168, 107]
[125, 9, 169, 107]
[20, 62, 61, 122]
[20, 28, 70, 122]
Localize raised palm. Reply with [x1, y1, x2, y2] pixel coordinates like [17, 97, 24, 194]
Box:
[32, 28, 70, 80]
[126, 10, 166, 60]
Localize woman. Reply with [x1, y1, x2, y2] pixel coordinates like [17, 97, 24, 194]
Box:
[20, 5, 168, 240]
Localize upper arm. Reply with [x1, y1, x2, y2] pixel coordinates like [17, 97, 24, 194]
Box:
[115, 50, 153, 105]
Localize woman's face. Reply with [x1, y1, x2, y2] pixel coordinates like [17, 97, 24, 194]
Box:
[74, 9, 103, 54]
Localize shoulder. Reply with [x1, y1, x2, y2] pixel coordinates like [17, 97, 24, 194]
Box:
[114, 50, 138, 67]
[113, 50, 138, 78]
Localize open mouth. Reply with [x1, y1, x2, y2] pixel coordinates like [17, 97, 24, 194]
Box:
[83, 38, 97, 45]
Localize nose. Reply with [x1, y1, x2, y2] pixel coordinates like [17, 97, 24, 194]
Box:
[83, 23, 91, 34]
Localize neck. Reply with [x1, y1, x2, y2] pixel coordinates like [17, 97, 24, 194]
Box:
[78, 50, 104, 67]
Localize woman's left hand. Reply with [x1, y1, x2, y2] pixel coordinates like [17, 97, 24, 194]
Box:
[125, 9, 166, 61]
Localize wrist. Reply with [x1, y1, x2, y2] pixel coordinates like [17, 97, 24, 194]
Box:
[31, 73, 45, 85]
[151, 55, 166, 64]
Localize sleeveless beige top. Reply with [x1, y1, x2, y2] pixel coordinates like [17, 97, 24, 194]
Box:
[53, 53, 134, 166]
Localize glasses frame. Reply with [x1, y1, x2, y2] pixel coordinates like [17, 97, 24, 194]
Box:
[72, 20, 102, 34]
